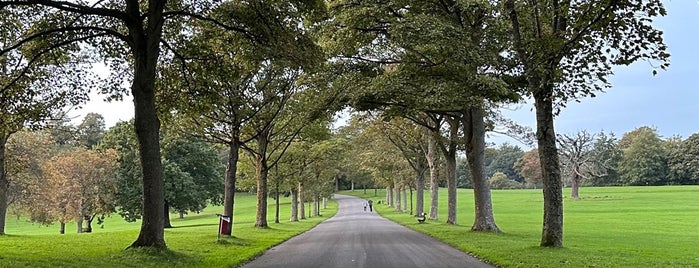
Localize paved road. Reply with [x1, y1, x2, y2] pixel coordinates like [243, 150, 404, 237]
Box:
[240, 194, 495, 268]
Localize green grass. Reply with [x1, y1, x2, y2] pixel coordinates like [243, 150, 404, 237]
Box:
[343, 186, 699, 268]
[0, 193, 337, 267]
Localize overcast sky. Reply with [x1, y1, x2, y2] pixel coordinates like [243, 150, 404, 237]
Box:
[72, 1, 699, 147]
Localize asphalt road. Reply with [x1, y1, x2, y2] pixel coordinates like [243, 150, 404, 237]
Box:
[240, 194, 495, 268]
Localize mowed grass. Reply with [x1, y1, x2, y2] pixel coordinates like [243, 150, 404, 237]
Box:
[343, 186, 699, 268]
[0, 193, 337, 267]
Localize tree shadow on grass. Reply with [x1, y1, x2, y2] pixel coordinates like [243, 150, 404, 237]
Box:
[118, 247, 201, 267]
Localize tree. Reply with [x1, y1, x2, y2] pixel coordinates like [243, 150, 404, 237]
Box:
[618, 126, 668, 186]
[76, 113, 106, 149]
[515, 149, 543, 189]
[667, 134, 699, 185]
[42, 148, 119, 234]
[558, 131, 611, 199]
[4, 130, 57, 228]
[485, 144, 525, 183]
[0, 8, 91, 235]
[161, 136, 224, 227]
[504, 0, 670, 247]
[101, 121, 224, 227]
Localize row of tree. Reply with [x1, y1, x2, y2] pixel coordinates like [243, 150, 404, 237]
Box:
[1, 0, 670, 250]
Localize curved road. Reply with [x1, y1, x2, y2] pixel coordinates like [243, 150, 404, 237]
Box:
[240, 194, 494, 268]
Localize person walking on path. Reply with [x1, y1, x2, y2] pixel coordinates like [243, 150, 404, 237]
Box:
[368, 199, 373, 212]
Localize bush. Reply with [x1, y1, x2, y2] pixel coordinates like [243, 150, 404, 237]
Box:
[489, 172, 523, 189]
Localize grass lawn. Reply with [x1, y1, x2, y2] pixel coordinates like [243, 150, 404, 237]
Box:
[0, 193, 337, 267]
[343, 186, 699, 268]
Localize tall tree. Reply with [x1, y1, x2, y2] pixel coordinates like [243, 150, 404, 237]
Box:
[618, 126, 668, 186]
[667, 134, 699, 185]
[0, 8, 89, 235]
[41, 148, 119, 234]
[504, 0, 670, 247]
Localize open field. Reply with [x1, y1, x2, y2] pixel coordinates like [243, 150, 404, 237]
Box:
[344, 186, 699, 268]
[0, 193, 337, 267]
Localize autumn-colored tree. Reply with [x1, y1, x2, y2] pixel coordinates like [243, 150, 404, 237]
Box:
[42, 148, 118, 234]
[515, 149, 543, 189]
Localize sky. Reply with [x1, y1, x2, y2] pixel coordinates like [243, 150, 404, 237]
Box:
[71, 1, 699, 147]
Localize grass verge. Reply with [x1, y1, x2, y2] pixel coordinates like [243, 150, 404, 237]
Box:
[0, 193, 337, 267]
[343, 186, 699, 268]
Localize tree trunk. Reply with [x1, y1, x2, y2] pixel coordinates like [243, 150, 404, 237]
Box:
[323, 197, 328, 209]
[60, 221, 65, 235]
[299, 182, 305, 220]
[222, 139, 240, 235]
[313, 196, 319, 216]
[464, 108, 500, 232]
[443, 118, 459, 225]
[77, 218, 83, 233]
[179, 212, 184, 219]
[0, 134, 9, 235]
[255, 159, 269, 228]
[387, 186, 394, 207]
[84, 215, 94, 233]
[534, 82, 564, 247]
[334, 176, 339, 192]
[395, 183, 402, 211]
[351, 181, 354, 191]
[415, 166, 425, 217]
[427, 133, 439, 221]
[571, 173, 580, 199]
[409, 188, 414, 215]
[274, 183, 280, 224]
[401, 187, 407, 213]
[128, 2, 166, 249]
[290, 188, 298, 222]
[163, 201, 172, 228]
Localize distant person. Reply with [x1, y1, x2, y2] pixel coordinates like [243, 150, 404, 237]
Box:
[368, 199, 374, 212]
[363, 203, 367, 211]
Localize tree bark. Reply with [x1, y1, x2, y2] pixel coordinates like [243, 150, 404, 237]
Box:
[351, 181, 354, 191]
[0, 134, 9, 235]
[222, 139, 240, 235]
[535, 83, 564, 247]
[415, 166, 425, 217]
[464, 108, 500, 232]
[60, 221, 65, 235]
[427, 133, 439, 221]
[401, 186, 407, 213]
[255, 160, 269, 227]
[571, 173, 580, 199]
[313, 196, 319, 216]
[84, 215, 93, 233]
[77, 218, 83, 233]
[442, 117, 459, 225]
[394, 183, 401, 211]
[323, 197, 328, 209]
[299, 182, 305, 220]
[163, 201, 172, 228]
[290, 188, 298, 222]
[274, 182, 280, 224]
[387, 186, 394, 207]
[128, 0, 167, 249]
